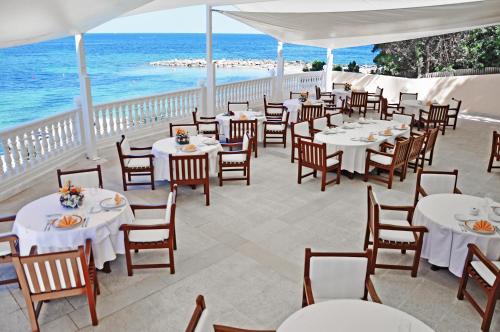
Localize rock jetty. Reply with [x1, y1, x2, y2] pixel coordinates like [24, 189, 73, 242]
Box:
[149, 59, 305, 71]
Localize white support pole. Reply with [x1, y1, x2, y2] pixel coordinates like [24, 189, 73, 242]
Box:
[274, 41, 284, 101]
[206, 5, 216, 116]
[325, 48, 333, 92]
[74, 33, 98, 160]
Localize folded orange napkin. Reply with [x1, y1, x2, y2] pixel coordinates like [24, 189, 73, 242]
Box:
[114, 193, 123, 206]
[473, 220, 494, 232]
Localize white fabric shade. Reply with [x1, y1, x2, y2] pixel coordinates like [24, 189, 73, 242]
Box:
[220, 0, 500, 48]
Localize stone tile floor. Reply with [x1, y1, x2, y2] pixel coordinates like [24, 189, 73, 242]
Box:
[0, 114, 499, 331]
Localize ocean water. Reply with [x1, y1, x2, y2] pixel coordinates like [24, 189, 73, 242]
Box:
[0, 33, 376, 131]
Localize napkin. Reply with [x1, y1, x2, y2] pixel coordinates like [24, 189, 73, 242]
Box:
[59, 215, 77, 227]
[472, 220, 494, 232]
[114, 193, 123, 206]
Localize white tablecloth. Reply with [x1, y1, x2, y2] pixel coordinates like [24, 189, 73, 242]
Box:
[152, 135, 223, 181]
[13, 189, 134, 269]
[332, 88, 351, 107]
[215, 111, 265, 142]
[314, 120, 410, 174]
[400, 100, 430, 117]
[278, 300, 433, 332]
[413, 194, 500, 276]
[282, 99, 301, 123]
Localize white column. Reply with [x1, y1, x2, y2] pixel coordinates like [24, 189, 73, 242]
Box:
[206, 5, 216, 116]
[325, 48, 333, 92]
[74, 33, 98, 160]
[274, 41, 284, 101]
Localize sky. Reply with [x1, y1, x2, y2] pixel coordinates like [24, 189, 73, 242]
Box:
[90, 5, 260, 34]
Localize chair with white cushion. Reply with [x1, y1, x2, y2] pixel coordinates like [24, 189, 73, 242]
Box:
[57, 165, 103, 189]
[170, 123, 199, 137]
[417, 104, 449, 135]
[302, 248, 381, 307]
[186, 295, 276, 332]
[13, 239, 99, 332]
[364, 186, 428, 277]
[263, 95, 284, 120]
[414, 168, 461, 206]
[458, 244, 499, 332]
[367, 86, 383, 112]
[364, 137, 412, 189]
[392, 113, 414, 135]
[0, 215, 18, 286]
[446, 97, 462, 130]
[311, 116, 330, 135]
[328, 112, 343, 127]
[218, 132, 253, 186]
[291, 120, 312, 163]
[263, 110, 289, 148]
[120, 185, 177, 276]
[116, 135, 155, 191]
[192, 108, 219, 140]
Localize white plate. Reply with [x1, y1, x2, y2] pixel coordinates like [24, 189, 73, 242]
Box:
[465, 220, 496, 235]
[202, 139, 219, 145]
[100, 197, 126, 209]
[52, 215, 83, 230]
[454, 213, 479, 222]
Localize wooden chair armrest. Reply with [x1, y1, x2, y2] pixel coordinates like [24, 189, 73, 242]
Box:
[303, 276, 315, 306]
[0, 215, 16, 223]
[366, 149, 393, 158]
[467, 243, 500, 275]
[419, 109, 429, 115]
[200, 116, 216, 120]
[264, 120, 286, 125]
[120, 223, 169, 231]
[84, 239, 92, 264]
[220, 142, 243, 148]
[366, 278, 382, 304]
[326, 150, 343, 159]
[129, 204, 167, 215]
[294, 135, 312, 141]
[214, 325, 276, 332]
[130, 146, 152, 151]
[379, 205, 414, 213]
[123, 154, 155, 159]
[417, 187, 429, 197]
[454, 188, 462, 194]
[218, 150, 246, 156]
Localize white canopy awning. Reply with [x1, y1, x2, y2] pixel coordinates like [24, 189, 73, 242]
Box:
[221, 0, 500, 48]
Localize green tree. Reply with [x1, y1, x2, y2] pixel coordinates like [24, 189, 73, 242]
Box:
[461, 26, 500, 68]
[310, 60, 326, 71]
[346, 61, 360, 73]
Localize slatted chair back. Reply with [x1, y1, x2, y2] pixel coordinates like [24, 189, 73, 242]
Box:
[228, 101, 249, 113]
[350, 91, 368, 108]
[423, 127, 439, 155]
[367, 185, 381, 237]
[169, 123, 199, 137]
[392, 138, 412, 168]
[169, 154, 209, 187]
[332, 83, 346, 90]
[400, 92, 418, 102]
[315, 86, 321, 100]
[427, 104, 449, 124]
[298, 139, 327, 170]
[407, 133, 426, 163]
[299, 104, 324, 122]
[229, 119, 257, 143]
[185, 295, 210, 332]
[290, 91, 308, 99]
[57, 166, 103, 189]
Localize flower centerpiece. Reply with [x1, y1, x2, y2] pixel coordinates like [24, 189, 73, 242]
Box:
[59, 181, 84, 208]
[175, 128, 190, 145]
[299, 91, 308, 102]
[344, 83, 352, 91]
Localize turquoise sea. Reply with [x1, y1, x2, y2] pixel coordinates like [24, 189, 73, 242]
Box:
[0, 33, 376, 131]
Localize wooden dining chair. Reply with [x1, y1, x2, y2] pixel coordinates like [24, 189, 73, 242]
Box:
[457, 244, 500, 332]
[116, 135, 155, 191]
[328, 112, 343, 127]
[298, 104, 324, 122]
[364, 186, 428, 277]
[218, 132, 253, 186]
[297, 139, 343, 192]
[364, 137, 412, 189]
[392, 113, 414, 135]
[379, 97, 403, 120]
[170, 123, 199, 137]
[418, 104, 449, 135]
[192, 108, 219, 139]
[169, 153, 210, 206]
[228, 101, 249, 113]
[446, 97, 462, 130]
[311, 116, 331, 135]
[315, 85, 332, 100]
[332, 82, 347, 90]
[0, 215, 18, 286]
[57, 165, 103, 189]
[414, 127, 439, 170]
[345, 91, 368, 117]
[413, 168, 461, 206]
[13, 239, 99, 332]
[291, 120, 312, 163]
[229, 119, 258, 158]
[263, 110, 289, 148]
[487, 131, 500, 173]
[324, 101, 345, 115]
[120, 184, 177, 276]
[399, 92, 418, 103]
[403, 133, 425, 176]
[302, 248, 381, 307]
[367, 86, 383, 112]
[263, 95, 284, 119]
[290, 91, 308, 99]
[185, 295, 276, 332]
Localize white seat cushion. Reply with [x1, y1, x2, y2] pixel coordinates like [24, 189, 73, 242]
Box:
[128, 218, 169, 243]
[126, 157, 151, 168]
[367, 96, 379, 102]
[294, 121, 310, 137]
[199, 123, 216, 132]
[471, 260, 500, 287]
[326, 158, 339, 167]
[266, 124, 285, 131]
[0, 241, 12, 256]
[379, 219, 416, 242]
[313, 117, 329, 131]
[370, 154, 392, 165]
[310, 256, 367, 301]
[329, 113, 343, 127]
[447, 110, 457, 116]
[222, 154, 246, 164]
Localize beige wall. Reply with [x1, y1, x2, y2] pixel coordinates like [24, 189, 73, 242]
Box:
[330, 72, 500, 118]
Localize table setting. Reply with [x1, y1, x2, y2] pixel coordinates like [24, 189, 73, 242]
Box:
[282, 99, 325, 123]
[413, 193, 500, 276]
[152, 134, 223, 181]
[215, 110, 265, 141]
[399, 99, 435, 116]
[13, 185, 134, 269]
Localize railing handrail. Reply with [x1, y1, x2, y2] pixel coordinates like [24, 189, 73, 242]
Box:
[215, 75, 274, 88]
[0, 108, 80, 136]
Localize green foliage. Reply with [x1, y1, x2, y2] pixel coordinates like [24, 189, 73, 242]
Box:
[346, 61, 360, 73]
[310, 60, 326, 71]
[333, 65, 343, 71]
[461, 26, 500, 69]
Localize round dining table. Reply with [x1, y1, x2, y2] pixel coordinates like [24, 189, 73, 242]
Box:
[413, 193, 500, 276]
[215, 111, 265, 142]
[277, 300, 433, 332]
[314, 120, 410, 174]
[152, 135, 223, 181]
[13, 188, 135, 269]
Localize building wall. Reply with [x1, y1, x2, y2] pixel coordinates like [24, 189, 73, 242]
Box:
[330, 72, 500, 118]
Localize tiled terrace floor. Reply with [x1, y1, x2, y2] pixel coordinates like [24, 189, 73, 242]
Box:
[1, 114, 499, 331]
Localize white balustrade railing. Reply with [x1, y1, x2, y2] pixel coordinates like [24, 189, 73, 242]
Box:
[0, 109, 82, 177]
[215, 76, 274, 111]
[283, 71, 324, 95]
